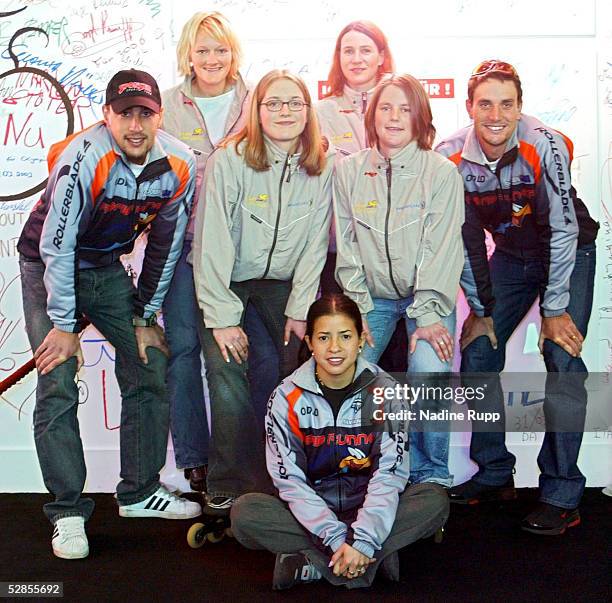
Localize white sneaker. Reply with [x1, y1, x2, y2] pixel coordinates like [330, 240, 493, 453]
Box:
[118, 486, 201, 519]
[52, 517, 89, 560]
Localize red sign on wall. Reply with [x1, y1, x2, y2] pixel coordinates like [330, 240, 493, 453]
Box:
[419, 79, 454, 98]
[318, 79, 455, 100]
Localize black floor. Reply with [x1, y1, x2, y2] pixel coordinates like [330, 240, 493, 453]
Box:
[0, 489, 610, 603]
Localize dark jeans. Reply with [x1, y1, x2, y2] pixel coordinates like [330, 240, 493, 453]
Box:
[461, 243, 596, 508]
[164, 240, 279, 469]
[231, 483, 449, 589]
[20, 258, 168, 524]
[200, 279, 300, 498]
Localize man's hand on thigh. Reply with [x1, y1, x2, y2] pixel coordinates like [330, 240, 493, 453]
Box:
[34, 328, 83, 375]
[539, 312, 583, 357]
[135, 324, 170, 364]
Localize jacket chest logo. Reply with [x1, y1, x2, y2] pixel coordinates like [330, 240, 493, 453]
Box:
[246, 193, 269, 207]
[339, 447, 372, 473]
[354, 200, 378, 214]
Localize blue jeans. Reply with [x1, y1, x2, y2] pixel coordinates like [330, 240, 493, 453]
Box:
[461, 244, 596, 508]
[199, 280, 300, 499]
[164, 240, 279, 469]
[20, 258, 168, 524]
[163, 240, 210, 470]
[362, 297, 456, 487]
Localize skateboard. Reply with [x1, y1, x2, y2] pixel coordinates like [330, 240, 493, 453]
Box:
[187, 514, 233, 548]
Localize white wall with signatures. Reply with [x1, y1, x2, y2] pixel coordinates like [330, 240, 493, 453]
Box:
[0, 0, 609, 492]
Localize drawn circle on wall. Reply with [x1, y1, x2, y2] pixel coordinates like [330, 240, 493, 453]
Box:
[0, 24, 75, 202]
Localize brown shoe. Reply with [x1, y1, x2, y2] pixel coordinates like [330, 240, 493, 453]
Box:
[184, 465, 207, 492]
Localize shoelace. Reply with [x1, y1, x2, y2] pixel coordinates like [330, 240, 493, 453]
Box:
[58, 521, 84, 539]
[157, 488, 184, 504]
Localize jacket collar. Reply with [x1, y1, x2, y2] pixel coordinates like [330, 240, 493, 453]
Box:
[290, 356, 381, 394]
[369, 139, 420, 171]
[179, 72, 248, 105]
[342, 84, 375, 107]
[461, 123, 519, 166]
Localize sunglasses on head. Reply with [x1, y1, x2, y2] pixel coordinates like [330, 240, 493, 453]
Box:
[470, 60, 518, 79]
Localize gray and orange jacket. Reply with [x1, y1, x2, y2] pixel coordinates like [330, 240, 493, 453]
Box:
[334, 141, 464, 327]
[316, 85, 374, 157]
[17, 122, 195, 332]
[266, 356, 409, 558]
[193, 138, 334, 327]
[436, 114, 598, 317]
[161, 74, 251, 238]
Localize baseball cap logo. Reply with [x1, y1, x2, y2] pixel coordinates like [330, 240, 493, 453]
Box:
[118, 82, 153, 95]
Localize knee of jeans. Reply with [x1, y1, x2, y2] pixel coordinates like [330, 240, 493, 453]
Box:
[542, 340, 585, 373]
[136, 348, 167, 382]
[461, 336, 504, 371]
[33, 394, 80, 438]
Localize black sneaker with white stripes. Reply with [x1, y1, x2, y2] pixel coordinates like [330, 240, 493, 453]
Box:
[118, 486, 201, 519]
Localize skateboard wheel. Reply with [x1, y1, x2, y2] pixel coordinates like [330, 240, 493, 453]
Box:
[207, 531, 225, 543]
[434, 527, 444, 543]
[187, 523, 206, 548]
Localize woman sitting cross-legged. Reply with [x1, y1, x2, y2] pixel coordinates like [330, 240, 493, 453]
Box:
[230, 293, 449, 590]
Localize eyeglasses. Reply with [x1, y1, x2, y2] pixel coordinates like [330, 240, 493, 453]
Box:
[470, 60, 518, 79]
[259, 99, 309, 112]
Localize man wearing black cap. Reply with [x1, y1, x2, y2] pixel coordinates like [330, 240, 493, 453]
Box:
[17, 69, 201, 559]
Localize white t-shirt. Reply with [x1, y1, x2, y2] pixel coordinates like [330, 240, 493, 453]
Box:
[128, 157, 147, 177]
[194, 88, 236, 145]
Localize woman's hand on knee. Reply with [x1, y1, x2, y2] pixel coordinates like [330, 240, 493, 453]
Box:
[361, 316, 375, 349]
[410, 320, 454, 362]
[283, 318, 306, 345]
[213, 326, 249, 364]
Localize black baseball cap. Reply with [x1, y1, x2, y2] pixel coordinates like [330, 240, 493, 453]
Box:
[105, 69, 161, 113]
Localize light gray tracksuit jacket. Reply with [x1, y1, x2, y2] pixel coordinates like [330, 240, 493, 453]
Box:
[193, 139, 335, 328]
[161, 74, 251, 238]
[266, 356, 409, 558]
[334, 141, 465, 327]
[316, 85, 374, 157]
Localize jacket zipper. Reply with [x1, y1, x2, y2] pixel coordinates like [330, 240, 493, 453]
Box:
[361, 91, 368, 115]
[262, 154, 291, 278]
[385, 159, 402, 297]
[333, 400, 342, 514]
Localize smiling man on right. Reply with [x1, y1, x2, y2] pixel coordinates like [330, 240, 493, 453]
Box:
[436, 60, 599, 535]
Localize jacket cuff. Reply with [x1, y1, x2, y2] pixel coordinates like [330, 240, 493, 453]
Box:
[415, 311, 441, 328]
[357, 294, 374, 316]
[327, 533, 346, 553]
[53, 321, 82, 334]
[351, 540, 376, 559]
[541, 307, 566, 318]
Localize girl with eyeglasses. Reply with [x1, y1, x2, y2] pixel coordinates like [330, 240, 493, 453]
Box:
[334, 74, 465, 488]
[192, 70, 334, 513]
